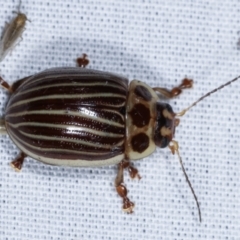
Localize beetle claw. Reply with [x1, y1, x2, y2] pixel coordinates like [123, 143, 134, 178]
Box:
[122, 197, 135, 213]
[128, 165, 141, 180]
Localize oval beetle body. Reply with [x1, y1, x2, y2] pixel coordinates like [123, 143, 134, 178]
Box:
[4, 67, 176, 166]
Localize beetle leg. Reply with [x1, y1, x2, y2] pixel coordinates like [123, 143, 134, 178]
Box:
[0, 76, 12, 92]
[115, 161, 135, 213]
[0, 75, 29, 93]
[122, 160, 141, 180]
[0, 119, 7, 134]
[76, 53, 89, 68]
[153, 78, 193, 98]
[10, 152, 26, 171]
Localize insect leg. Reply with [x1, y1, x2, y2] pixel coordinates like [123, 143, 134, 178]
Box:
[76, 53, 89, 68]
[153, 78, 193, 98]
[0, 119, 6, 134]
[115, 161, 135, 213]
[122, 160, 141, 180]
[0, 76, 12, 92]
[10, 152, 26, 171]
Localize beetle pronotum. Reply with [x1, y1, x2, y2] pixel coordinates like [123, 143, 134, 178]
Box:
[0, 1, 29, 62]
[0, 53, 239, 222]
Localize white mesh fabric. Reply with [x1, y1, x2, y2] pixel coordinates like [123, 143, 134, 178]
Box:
[0, 0, 240, 239]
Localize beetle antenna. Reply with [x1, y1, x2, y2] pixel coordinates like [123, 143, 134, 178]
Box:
[169, 140, 201, 222]
[177, 75, 240, 116]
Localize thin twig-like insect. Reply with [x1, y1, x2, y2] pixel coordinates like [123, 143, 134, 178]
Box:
[0, 1, 29, 62]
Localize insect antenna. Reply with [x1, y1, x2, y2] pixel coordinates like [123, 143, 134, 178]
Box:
[169, 140, 201, 222]
[177, 75, 240, 116]
[171, 74, 240, 222]
[14, 0, 22, 14]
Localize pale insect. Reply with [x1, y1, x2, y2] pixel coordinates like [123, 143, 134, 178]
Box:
[0, 1, 29, 62]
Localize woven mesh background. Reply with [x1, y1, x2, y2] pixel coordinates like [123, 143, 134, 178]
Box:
[0, 0, 240, 239]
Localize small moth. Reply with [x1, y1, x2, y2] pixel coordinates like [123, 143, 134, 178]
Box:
[0, 1, 29, 62]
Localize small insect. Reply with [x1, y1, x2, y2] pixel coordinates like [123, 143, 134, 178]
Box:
[0, 54, 239, 222]
[0, 1, 29, 62]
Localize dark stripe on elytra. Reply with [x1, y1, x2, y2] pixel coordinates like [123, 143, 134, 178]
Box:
[15, 125, 124, 145]
[7, 114, 125, 134]
[8, 130, 123, 160]
[21, 77, 127, 90]
[20, 71, 128, 90]
[34, 150, 122, 161]
[6, 106, 125, 125]
[12, 85, 127, 104]
[6, 97, 126, 114]
[21, 127, 123, 145]
[37, 149, 122, 161]
[9, 126, 124, 151]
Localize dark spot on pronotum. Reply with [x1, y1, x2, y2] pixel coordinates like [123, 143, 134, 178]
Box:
[134, 85, 152, 101]
[131, 133, 149, 153]
[129, 103, 150, 127]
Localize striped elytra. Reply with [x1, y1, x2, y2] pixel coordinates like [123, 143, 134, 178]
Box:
[5, 67, 129, 167]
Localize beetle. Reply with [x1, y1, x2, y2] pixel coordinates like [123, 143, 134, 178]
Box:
[0, 54, 239, 222]
[0, 1, 29, 62]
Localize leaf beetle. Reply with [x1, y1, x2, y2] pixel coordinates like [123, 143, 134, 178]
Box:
[1, 54, 239, 222]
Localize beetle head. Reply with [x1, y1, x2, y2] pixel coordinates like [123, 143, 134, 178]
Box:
[154, 102, 179, 148]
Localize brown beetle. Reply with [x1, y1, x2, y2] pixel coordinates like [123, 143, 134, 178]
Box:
[1, 53, 240, 222]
